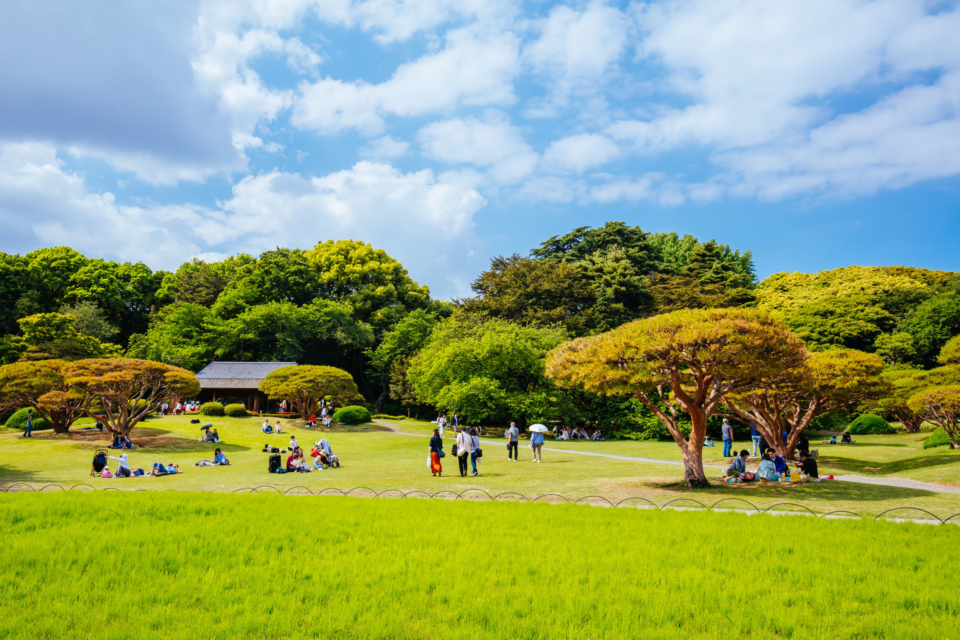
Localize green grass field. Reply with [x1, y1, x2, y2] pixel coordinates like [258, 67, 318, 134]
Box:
[3, 413, 960, 516]
[1, 492, 958, 640]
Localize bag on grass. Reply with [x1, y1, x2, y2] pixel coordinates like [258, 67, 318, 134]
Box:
[268, 454, 281, 473]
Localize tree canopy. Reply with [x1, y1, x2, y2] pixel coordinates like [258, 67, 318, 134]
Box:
[546, 308, 805, 486]
[259, 365, 361, 419]
[908, 386, 960, 448]
[0, 359, 95, 433]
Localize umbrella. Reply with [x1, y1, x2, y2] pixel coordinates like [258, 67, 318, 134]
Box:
[529, 424, 549, 433]
[201, 424, 213, 430]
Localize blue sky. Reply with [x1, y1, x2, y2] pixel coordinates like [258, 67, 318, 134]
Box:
[1, 0, 958, 300]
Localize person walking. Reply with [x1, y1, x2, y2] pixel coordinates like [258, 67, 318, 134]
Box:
[456, 427, 470, 477]
[468, 427, 481, 476]
[749, 423, 762, 457]
[721, 418, 733, 457]
[22, 408, 34, 438]
[530, 428, 544, 463]
[429, 428, 443, 477]
[505, 422, 519, 461]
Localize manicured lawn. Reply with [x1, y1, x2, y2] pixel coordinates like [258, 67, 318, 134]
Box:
[3, 414, 960, 516]
[1, 492, 959, 640]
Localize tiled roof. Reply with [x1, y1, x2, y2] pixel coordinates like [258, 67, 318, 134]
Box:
[195, 361, 297, 389]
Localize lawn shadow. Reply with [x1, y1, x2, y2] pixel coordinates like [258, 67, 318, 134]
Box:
[66, 428, 251, 454]
[821, 452, 960, 475]
[646, 478, 939, 503]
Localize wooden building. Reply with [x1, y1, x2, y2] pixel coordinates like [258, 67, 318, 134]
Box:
[195, 361, 296, 413]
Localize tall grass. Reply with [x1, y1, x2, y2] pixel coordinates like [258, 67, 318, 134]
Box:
[0, 493, 958, 639]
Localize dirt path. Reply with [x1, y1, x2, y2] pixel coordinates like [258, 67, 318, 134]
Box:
[373, 420, 960, 495]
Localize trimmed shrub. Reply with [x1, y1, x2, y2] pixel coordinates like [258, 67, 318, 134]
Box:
[5, 408, 51, 432]
[224, 404, 248, 417]
[199, 402, 225, 417]
[372, 414, 406, 420]
[846, 413, 895, 435]
[333, 405, 372, 425]
[923, 427, 955, 449]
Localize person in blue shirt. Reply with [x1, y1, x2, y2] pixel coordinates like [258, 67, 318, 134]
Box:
[530, 429, 544, 463]
[725, 450, 749, 477]
[721, 418, 734, 457]
[768, 449, 788, 474]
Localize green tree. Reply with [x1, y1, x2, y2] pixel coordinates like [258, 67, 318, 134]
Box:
[908, 386, 960, 448]
[259, 365, 360, 419]
[16, 313, 120, 361]
[902, 291, 960, 367]
[367, 310, 441, 411]
[938, 335, 960, 365]
[547, 308, 806, 487]
[868, 366, 960, 433]
[0, 360, 95, 433]
[874, 332, 917, 365]
[64, 358, 200, 436]
[531, 221, 660, 274]
[725, 349, 888, 457]
[59, 301, 119, 342]
[408, 314, 570, 426]
[0, 253, 28, 335]
[125, 303, 220, 372]
[648, 232, 699, 274]
[575, 246, 652, 331]
[458, 255, 597, 335]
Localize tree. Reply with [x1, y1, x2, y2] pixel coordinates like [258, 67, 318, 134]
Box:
[0, 360, 94, 433]
[724, 349, 888, 457]
[531, 221, 660, 275]
[546, 308, 806, 487]
[59, 301, 119, 342]
[908, 386, 960, 448]
[125, 303, 220, 372]
[574, 246, 652, 331]
[875, 332, 916, 365]
[408, 314, 570, 426]
[259, 365, 360, 419]
[939, 335, 960, 365]
[64, 359, 200, 436]
[457, 255, 597, 335]
[903, 291, 960, 366]
[367, 310, 440, 412]
[16, 313, 120, 362]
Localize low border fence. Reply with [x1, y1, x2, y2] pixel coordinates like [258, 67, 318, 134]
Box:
[3, 482, 959, 524]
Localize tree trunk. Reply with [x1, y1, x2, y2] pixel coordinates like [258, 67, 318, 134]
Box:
[374, 390, 388, 414]
[680, 441, 709, 488]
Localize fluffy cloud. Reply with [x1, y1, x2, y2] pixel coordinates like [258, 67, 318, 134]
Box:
[292, 29, 521, 134]
[542, 134, 619, 173]
[417, 111, 538, 183]
[0, 142, 487, 299]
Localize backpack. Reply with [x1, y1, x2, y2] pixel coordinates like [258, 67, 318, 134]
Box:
[268, 454, 281, 473]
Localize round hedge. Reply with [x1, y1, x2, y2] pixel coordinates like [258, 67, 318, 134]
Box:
[846, 413, 895, 435]
[199, 402, 225, 417]
[224, 403, 248, 417]
[5, 408, 51, 431]
[923, 427, 955, 449]
[333, 405, 372, 425]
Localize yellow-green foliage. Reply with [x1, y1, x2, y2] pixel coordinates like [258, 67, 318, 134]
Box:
[756, 266, 950, 314]
[1, 493, 959, 640]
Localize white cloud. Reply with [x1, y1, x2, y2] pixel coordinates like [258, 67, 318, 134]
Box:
[292, 29, 521, 134]
[360, 136, 411, 159]
[524, 2, 629, 114]
[0, 142, 487, 299]
[542, 133, 619, 173]
[417, 111, 537, 183]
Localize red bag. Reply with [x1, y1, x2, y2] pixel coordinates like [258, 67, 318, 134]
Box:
[742, 471, 756, 481]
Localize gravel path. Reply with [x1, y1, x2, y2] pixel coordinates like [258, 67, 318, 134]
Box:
[374, 420, 959, 494]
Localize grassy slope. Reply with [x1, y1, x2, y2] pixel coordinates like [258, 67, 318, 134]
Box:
[2, 414, 960, 515]
[1, 492, 959, 640]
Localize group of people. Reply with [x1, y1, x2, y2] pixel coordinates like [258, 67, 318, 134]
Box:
[160, 401, 199, 415]
[199, 428, 221, 443]
[195, 448, 229, 466]
[93, 451, 181, 478]
[725, 448, 822, 483]
[553, 426, 603, 441]
[720, 418, 811, 458]
[109, 433, 134, 449]
[262, 419, 284, 434]
[429, 426, 481, 477]
[283, 438, 337, 472]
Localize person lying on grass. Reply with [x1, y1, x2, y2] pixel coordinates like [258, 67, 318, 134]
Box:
[797, 451, 820, 483]
[150, 462, 180, 476]
[195, 448, 230, 467]
[725, 450, 749, 477]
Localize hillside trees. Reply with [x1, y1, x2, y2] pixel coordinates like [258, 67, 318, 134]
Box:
[0, 360, 95, 433]
[547, 309, 805, 487]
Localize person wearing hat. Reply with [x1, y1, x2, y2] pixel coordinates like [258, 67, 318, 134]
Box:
[721, 418, 734, 457]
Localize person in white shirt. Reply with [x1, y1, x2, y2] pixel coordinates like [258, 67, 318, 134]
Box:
[289, 435, 298, 451]
[505, 422, 519, 461]
[107, 453, 131, 477]
[455, 428, 471, 477]
[262, 420, 272, 433]
[468, 428, 481, 476]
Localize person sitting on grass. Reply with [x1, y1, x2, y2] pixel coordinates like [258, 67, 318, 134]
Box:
[110, 433, 122, 449]
[108, 453, 131, 477]
[841, 432, 853, 444]
[286, 450, 304, 472]
[120, 436, 134, 449]
[725, 450, 749, 477]
[756, 452, 779, 482]
[211, 429, 221, 443]
[262, 420, 273, 434]
[289, 435, 298, 451]
[769, 449, 788, 475]
[823, 436, 838, 445]
[797, 450, 820, 482]
[312, 450, 327, 470]
[275, 421, 283, 434]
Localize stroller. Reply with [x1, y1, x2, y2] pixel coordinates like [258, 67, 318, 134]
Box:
[314, 440, 340, 468]
[91, 449, 108, 476]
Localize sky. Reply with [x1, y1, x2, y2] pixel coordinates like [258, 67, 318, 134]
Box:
[1, 0, 959, 300]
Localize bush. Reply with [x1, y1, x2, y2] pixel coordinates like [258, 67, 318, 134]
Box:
[372, 414, 406, 420]
[810, 410, 851, 432]
[333, 405, 372, 425]
[846, 413, 895, 435]
[923, 427, 955, 449]
[612, 415, 691, 441]
[199, 402, 225, 417]
[5, 408, 51, 431]
[224, 404, 248, 417]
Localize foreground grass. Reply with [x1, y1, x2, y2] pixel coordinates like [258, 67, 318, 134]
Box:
[1, 492, 958, 640]
[3, 414, 960, 515]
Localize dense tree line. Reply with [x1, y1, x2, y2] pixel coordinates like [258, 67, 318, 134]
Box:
[3, 222, 960, 437]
